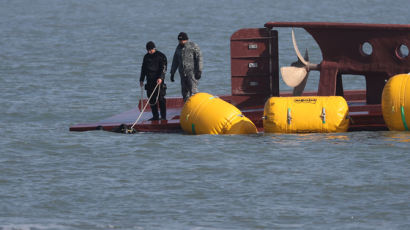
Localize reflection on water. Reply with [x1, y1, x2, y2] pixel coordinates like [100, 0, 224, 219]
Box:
[263, 132, 350, 144]
[382, 131, 410, 143]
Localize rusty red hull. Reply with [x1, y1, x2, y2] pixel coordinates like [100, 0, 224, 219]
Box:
[69, 90, 388, 133]
[70, 22, 409, 133]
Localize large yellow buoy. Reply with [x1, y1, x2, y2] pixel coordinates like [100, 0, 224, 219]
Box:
[180, 93, 258, 135]
[263, 96, 349, 133]
[382, 73, 410, 131]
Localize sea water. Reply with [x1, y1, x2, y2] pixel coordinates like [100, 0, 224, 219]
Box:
[1, 0, 409, 229]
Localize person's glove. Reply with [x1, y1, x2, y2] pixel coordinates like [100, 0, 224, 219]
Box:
[170, 74, 175, 82]
[195, 71, 201, 80]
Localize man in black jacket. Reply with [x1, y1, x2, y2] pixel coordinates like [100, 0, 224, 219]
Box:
[139, 41, 167, 121]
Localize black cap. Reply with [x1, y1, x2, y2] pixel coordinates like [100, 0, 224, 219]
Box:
[146, 41, 155, 50]
[178, 32, 188, 41]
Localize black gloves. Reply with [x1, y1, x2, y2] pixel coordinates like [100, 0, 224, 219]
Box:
[195, 71, 201, 80]
[170, 74, 174, 82]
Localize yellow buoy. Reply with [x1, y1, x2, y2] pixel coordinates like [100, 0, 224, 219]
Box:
[382, 73, 410, 131]
[180, 93, 258, 135]
[263, 96, 349, 133]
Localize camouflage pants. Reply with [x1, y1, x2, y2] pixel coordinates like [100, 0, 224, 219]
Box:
[180, 74, 198, 102]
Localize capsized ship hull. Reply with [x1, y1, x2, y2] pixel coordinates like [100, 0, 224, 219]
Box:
[69, 90, 387, 133]
[70, 22, 410, 133]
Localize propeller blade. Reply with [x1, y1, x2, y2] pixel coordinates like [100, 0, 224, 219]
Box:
[280, 66, 308, 87]
[291, 49, 310, 96]
[291, 29, 309, 66]
[293, 71, 309, 96]
[281, 29, 318, 90]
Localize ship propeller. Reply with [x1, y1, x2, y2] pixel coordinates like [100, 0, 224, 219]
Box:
[280, 29, 319, 95]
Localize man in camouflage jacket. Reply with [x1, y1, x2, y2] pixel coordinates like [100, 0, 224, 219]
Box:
[170, 32, 203, 102]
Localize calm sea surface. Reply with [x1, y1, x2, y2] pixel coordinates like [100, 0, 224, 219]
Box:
[1, 0, 410, 229]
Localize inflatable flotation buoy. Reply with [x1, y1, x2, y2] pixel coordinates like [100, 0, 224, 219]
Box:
[180, 93, 257, 135]
[263, 96, 349, 133]
[382, 73, 410, 131]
